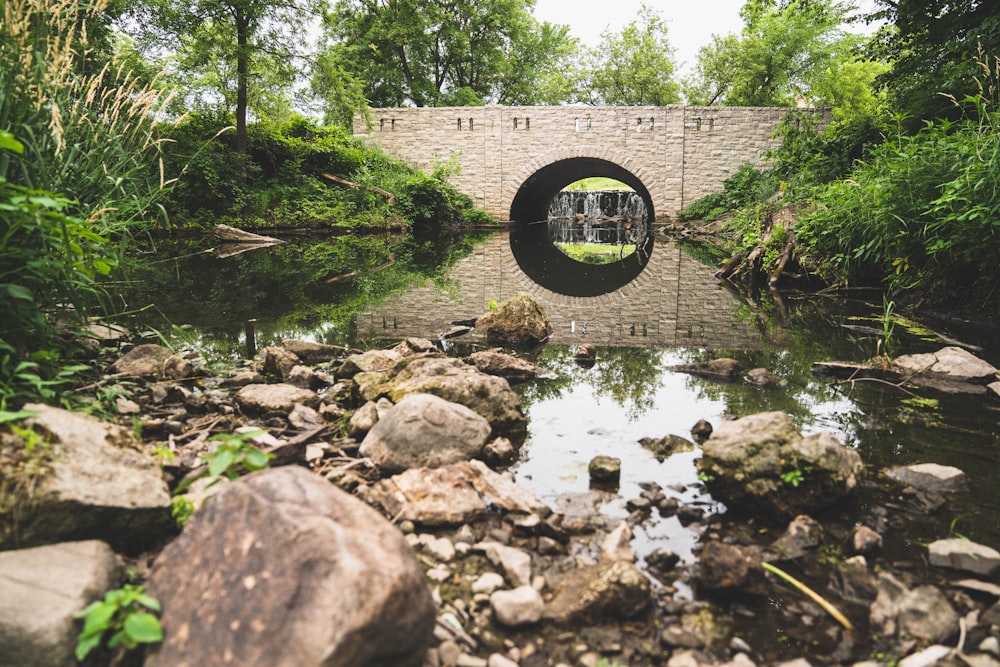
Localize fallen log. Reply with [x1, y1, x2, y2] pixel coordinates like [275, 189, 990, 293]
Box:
[214, 224, 283, 244]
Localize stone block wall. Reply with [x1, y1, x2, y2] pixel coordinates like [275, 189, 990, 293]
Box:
[355, 105, 829, 220]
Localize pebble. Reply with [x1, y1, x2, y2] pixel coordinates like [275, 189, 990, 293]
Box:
[487, 654, 519, 667]
[472, 572, 505, 594]
[490, 586, 544, 627]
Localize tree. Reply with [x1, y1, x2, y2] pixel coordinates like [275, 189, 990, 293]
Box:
[321, 0, 579, 107]
[126, 0, 326, 152]
[866, 0, 1000, 123]
[580, 4, 680, 106]
[684, 0, 858, 108]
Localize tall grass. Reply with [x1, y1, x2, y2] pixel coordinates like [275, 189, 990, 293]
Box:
[797, 49, 1000, 308]
[0, 0, 177, 405]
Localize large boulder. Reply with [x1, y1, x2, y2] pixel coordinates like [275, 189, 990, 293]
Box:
[892, 346, 997, 383]
[474, 293, 552, 348]
[359, 393, 492, 473]
[145, 466, 435, 667]
[1, 404, 172, 554]
[696, 411, 863, 519]
[0, 541, 122, 667]
[352, 354, 527, 443]
[544, 560, 652, 624]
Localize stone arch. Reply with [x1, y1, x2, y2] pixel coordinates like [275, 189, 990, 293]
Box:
[504, 149, 658, 223]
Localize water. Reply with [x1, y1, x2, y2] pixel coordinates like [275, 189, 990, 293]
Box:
[120, 226, 1000, 561]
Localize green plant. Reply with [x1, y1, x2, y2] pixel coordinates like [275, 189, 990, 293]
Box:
[171, 495, 195, 528]
[74, 584, 163, 661]
[780, 465, 812, 488]
[202, 431, 273, 481]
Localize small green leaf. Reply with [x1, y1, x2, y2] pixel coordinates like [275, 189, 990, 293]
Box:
[75, 633, 102, 661]
[243, 448, 272, 470]
[208, 448, 236, 477]
[124, 612, 163, 643]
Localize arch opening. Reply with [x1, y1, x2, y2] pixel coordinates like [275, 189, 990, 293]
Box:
[508, 157, 655, 224]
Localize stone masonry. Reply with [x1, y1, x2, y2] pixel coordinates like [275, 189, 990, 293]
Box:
[354, 105, 830, 220]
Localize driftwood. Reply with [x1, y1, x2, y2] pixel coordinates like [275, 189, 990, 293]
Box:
[214, 224, 283, 245]
[321, 172, 395, 206]
[714, 205, 804, 286]
[213, 241, 281, 258]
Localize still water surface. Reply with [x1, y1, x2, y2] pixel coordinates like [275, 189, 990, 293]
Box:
[122, 226, 1000, 558]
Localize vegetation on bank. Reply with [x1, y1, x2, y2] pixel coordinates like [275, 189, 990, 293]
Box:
[679, 50, 1000, 315]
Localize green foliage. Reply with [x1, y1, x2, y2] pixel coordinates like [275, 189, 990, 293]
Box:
[581, 4, 680, 106]
[74, 584, 163, 661]
[677, 163, 769, 221]
[171, 495, 195, 528]
[796, 68, 1000, 308]
[324, 0, 580, 106]
[202, 431, 273, 480]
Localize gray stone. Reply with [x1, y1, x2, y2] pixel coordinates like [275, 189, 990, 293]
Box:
[235, 383, 319, 414]
[897, 645, 952, 667]
[360, 394, 492, 473]
[668, 357, 742, 381]
[927, 537, 1000, 577]
[832, 555, 877, 604]
[347, 400, 381, 439]
[887, 463, 967, 494]
[489, 586, 544, 627]
[767, 515, 824, 561]
[338, 349, 404, 377]
[0, 541, 121, 667]
[466, 349, 538, 383]
[544, 560, 651, 624]
[472, 572, 506, 595]
[474, 293, 552, 348]
[487, 654, 520, 667]
[281, 339, 346, 364]
[109, 343, 192, 379]
[354, 355, 527, 443]
[588, 455, 621, 485]
[361, 460, 549, 526]
[2, 404, 172, 554]
[478, 541, 533, 587]
[482, 437, 516, 466]
[698, 541, 767, 596]
[989, 381, 1000, 400]
[145, 466, 435, 667]
[601, 521, 635, 563]
[288, 364, 320, 389]
[893, 346, 997, 382]
[746, 367, 783, 387]
[870, 572, 959, 644]
[697, 411, 864, 518]
[261, 346, 301, 380]
[851, 525, 883, 556]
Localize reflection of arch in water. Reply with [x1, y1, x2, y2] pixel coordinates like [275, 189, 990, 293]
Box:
[508, 157, 655, 224]
[509, 220, 654, 297]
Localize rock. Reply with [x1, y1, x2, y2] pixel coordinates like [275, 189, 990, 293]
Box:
[767, 515, 824, 561]
[897, 645, 952, 667]
[832, 555, 878, 604]
[145, 467, 435, 667]
[234, 383, 318, 414]
[887, 463, 967, 495]
[339, 348, 405, 377]
[745, 367, 783, 387]
[851, 525, 883, 556]
[601, 522, 635, 563]
[361, 460, 549, 526]
[474, 293, 552, 348]
[696, 411, 864, 518]
[261, 346, 301, 380]
[639, 434, 696, 461]
[466, 350, 538, 383]
[2, 404, 172, 554]
[574, 344, 597, 366]
[545, 560, 651, 624]
[478, 542, 533, 587]
[288, 364, 320, 389]
[489, 586, 544, 627]
[354, 355, 527, 443]
[421, 535, 456, 562]
[488, 654, 520, 667]
[668, 358, 742, 381]
[281, 339, 346, 364]
[288, 403, 323, 430]
[691, 419, 713, 442]
[0, 541, 122, 667]
[359, 394, 492, 473]
[892, 346, 997, 382]
[989, 381, 1000, 400]
[482, 437, 516, 466]
[472, 573, 506, 595]
[927, 537, 1000, 577]
[347, 399, 382, 439]
[588, 455, 621, 485]
[646, 547, 681, 577]
[870, 572, 959, 644]
[697, 541, 767, 596]
[109, 343, 193, 380]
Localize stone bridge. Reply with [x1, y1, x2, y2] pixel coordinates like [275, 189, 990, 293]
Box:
[354, 105, 829, 221]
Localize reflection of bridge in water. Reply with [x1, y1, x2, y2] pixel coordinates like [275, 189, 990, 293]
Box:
[355, 233, 761, 350]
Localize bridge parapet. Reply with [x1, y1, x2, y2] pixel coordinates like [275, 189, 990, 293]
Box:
[354, 105, 830, 220]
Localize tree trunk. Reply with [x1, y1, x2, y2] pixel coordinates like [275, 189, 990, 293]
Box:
[235, 8, 249, 155]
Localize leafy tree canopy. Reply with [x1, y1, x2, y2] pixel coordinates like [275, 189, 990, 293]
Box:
[684, 0, 861, 108]
[320, 0, 579, 107]
[580, 4, 681, 106]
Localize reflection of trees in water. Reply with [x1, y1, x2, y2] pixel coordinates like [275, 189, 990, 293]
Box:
[518, 345, 664, 420]
[547, 217, 648, 246]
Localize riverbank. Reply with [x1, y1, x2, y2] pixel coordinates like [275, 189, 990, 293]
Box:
[2, 292, 999, 666]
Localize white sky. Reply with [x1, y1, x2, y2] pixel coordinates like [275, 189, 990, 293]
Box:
[532, 0, 879, 77]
